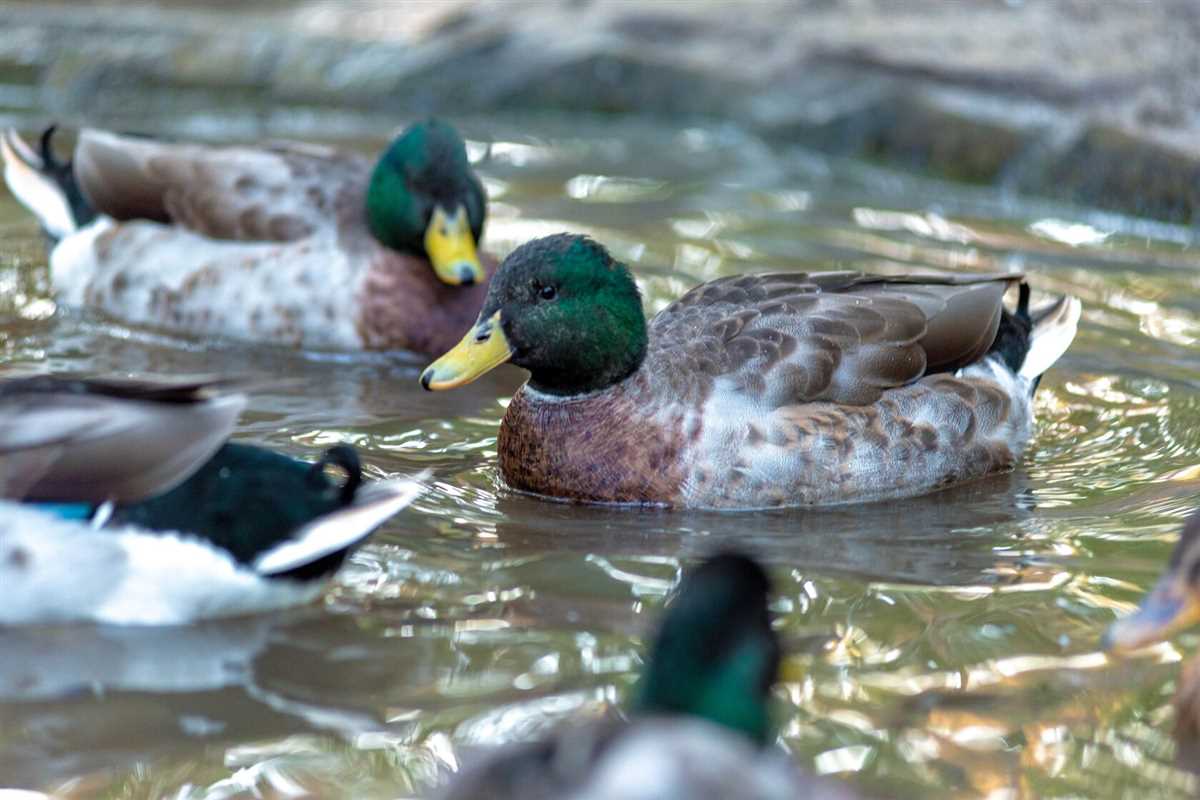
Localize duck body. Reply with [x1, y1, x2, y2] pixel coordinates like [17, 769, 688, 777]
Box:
[0, 375, 421, 625]
[424, 235, 1082, 509]
[441, 717, 848, 800]
[500, 350, 1026, 508]
[2, 122, 493, 356]
[0, 500, 323, 626]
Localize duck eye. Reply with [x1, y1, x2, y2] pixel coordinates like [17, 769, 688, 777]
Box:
[538, 284, 557, 301]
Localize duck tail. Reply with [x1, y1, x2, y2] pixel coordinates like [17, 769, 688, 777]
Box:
[252, 469, 427, 580]
[989, 281, 1080, 390]
[1, 126, 95, 243]
[1019, 290, 1081, 385]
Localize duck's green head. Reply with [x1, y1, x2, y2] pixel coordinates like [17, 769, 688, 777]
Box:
[366, 119, 487, 286]
[634, 552, 780, 746]
[1105, 511, 1200, 652]
[419, 234, 647, 396]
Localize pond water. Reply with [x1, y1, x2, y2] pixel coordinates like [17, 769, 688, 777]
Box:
[2, 95, 1200, 799]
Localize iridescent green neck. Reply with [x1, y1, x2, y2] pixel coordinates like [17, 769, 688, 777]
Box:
[632, 554, 778, 745]
[366, 131, 426, 253]
[492, 236, 649, 396]
[635, 631, 775, 745]
[522, 285, 648, 396]
[366, 157, 420, 252]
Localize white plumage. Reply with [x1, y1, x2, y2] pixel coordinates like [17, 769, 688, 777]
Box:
[0, 475, 423, 626]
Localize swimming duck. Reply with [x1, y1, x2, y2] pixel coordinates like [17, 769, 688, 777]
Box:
[1, 120, 492, 355]
[1105, 510, 1200, 736]
[438, 553, 858, 800]
[421, 233, 1081, 508]
[0, 375, 421, 625]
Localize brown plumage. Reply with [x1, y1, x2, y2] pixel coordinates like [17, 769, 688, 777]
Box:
[504, 271, 1059, 507]
[425, 234, 1082, 508]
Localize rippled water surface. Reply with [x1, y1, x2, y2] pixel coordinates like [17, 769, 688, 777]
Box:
[3, 96, 1200, 799]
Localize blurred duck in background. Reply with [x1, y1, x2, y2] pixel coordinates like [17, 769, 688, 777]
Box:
[438, 552, 859, 800]
[1, 119, 492, 356]
[0, 375, 422, 626]
[1105, 510, 1200, 736]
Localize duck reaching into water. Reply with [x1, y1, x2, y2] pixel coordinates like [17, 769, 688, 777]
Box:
[0, 375, 422, 625]
[421, 233, 1081, 509]
[438, 553, 858, 800]
[1, 120, 492, 355]
[1105, 510, 1200, 736]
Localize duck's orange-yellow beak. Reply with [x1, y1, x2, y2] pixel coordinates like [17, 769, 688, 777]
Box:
[420, 311, 511, 390]
[1104, 573, 1200, 652]
[425, 204, 484, 286]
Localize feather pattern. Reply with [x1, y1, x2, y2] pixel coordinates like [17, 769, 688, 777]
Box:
[0, 375, 244, 503]
[500, 270, 1077, 508]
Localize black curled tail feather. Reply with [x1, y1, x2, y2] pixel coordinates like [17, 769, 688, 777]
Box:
[309, 444, 363, 504]
[988, 282, 1033, 375]
[39, 126, 96, 231]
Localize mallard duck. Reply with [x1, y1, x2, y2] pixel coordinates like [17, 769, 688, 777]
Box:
[0, 120, 492, 355]
[0, 375, 422, 625]
[1105, 510, 1200, 736]
[438, 553, 858, 800]
[420, 233, 1081, 508]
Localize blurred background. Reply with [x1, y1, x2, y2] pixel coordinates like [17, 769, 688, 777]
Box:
[3, 0, 1200, 221]
[3, 2, 1200, 799]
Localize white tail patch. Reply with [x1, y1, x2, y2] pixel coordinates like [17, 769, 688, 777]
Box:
[1, 129, 76, 239]
[1020, 296, 1082, 380]
[253, 475, 426, 577]
[0, 501, 322, 625]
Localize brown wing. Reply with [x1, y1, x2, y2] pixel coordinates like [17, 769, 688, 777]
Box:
[73, 129, 371, 242]
[645, 270, 1019, 407]
[0, 375, 245, 502]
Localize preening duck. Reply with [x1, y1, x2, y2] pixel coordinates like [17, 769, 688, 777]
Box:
[421, 233, 1081, 509]
[0, 375, 421, 625]
[1, 120, 492, 355]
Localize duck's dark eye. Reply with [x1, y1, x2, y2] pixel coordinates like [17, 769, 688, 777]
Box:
[539, 284, 557, 301]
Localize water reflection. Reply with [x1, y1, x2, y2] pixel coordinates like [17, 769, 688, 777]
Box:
[1, 104, 1200, 798]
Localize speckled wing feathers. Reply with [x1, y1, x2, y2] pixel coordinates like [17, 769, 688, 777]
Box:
[645, 271, 1016, 408]
[74, 129, 369, 242]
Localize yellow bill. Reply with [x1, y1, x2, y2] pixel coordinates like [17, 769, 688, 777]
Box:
[421, 311, 512, 390]
[425, 204, 485, 286]
[1104, 574, 1200, 652]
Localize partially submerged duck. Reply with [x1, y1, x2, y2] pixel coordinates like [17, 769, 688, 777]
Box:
[422, 233, 1081, 509]
[1105, 510, 1200, 736]
[1, 120, 492, 355]
[0, 375, 421, 625]
[438, 553, 858, 800]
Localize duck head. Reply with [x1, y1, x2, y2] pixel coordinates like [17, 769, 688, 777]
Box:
[366, 119, 487, 286]
[634, 552, 780, 746]
[420, 234, 647, 395]
[1105, 511, 1200, 652]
